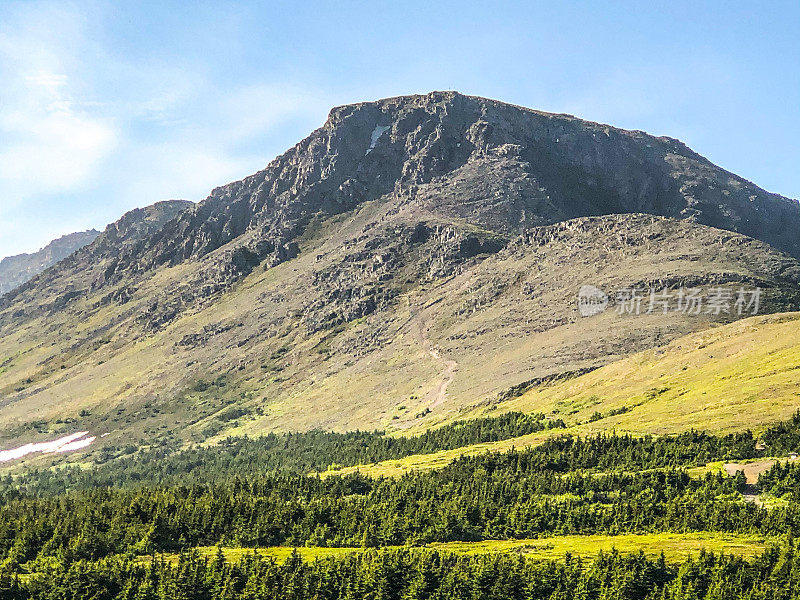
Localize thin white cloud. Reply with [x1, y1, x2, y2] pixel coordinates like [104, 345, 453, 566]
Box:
[0, 81, 117, 195]
[102, 81, 330, 218]
[115, 143, 258, 208]
[0, 4, 330, 258]
[219, 83, 332, 141]
[0, 4, 118, 211]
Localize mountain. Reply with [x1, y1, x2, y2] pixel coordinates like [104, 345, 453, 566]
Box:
[0, 91, 798, 456]
[0, 230, 100, 296]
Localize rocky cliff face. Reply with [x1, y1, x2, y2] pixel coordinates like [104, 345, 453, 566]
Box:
[0, 230, 100, 297]
[51, 91, 796, 334]
[107, 93, 800, 274]
[0, 200, 192, 315]
[175, 94, 799, 246]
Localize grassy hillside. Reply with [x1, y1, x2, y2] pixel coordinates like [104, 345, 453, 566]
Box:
[3, 381, 800, 598]
[498, 311, 800, 435]
[1, 91, 799, 468]
[1, 211, 798, 467]
[326, 312, 800, 478]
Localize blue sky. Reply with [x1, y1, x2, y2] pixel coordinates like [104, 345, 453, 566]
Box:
[0, 1, 798, 259]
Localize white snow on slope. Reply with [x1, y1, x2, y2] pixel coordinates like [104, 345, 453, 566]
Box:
[366, 125, 390, 155]
[0, 431, 96, 463]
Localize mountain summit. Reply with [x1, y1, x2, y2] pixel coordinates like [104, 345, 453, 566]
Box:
[107, 91, 800, 276]
[0, 92, 798, 451]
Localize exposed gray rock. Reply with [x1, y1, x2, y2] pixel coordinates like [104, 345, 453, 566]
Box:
[97, 92, 800, 280]
[0, 230, 100, 297]
[2, 92, 798, 335]
[0, 88, 798, 444]
[0, 200, 193, 315]
[67, 92, 795, 332]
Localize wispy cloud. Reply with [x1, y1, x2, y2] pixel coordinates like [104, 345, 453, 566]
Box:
[0, 3, 330, 258]
[0, 73, 117, 198]
[0, 5, 118, 212]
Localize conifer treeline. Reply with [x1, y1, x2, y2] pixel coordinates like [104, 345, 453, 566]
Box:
[758, 461, 800, 499]
[3, 412, 800, 598]
[3, 412, 563, 494]
[1, 439, 797, 566]
[5, 545, 800, 600]
[3, 419, 765, 496]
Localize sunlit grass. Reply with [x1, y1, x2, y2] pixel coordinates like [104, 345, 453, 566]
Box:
[501, 313, 800, 436]
[325, 313, 800, 478]
[153, 532, 775, 566]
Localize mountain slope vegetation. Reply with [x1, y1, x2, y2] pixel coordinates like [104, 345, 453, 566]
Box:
[0, 91, 798, 460]
[317, 312, 800, 478]
[1, 88, 799, 600]
[496, 311, 800, 435]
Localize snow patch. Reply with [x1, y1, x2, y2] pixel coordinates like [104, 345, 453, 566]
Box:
[366, 125, 390, 155]
[56, 436, 97, 453]
[0, 431, 97, 463]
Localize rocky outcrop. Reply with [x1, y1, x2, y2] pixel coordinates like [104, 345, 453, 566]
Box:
[28, 91, 790, 333]
[0, 200, 192, 314]
[3, 91, 800, 452]
[88, 92, 800, 288]
[1, 91, 798, 340]
[302, 221, 506, 331]
[0, 230, 101, 297]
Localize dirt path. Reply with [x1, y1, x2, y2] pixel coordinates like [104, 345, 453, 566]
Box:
[724, 458, 796, 506]
[397, 297, 459, 421]
[723, 460, 781, 485]
[426, 346, 458, 410]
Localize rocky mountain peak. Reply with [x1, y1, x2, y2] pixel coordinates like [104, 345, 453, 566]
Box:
[2, 92, 798, 333]
[0, 93, 798, 445]
[152, 91, 799, 270]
